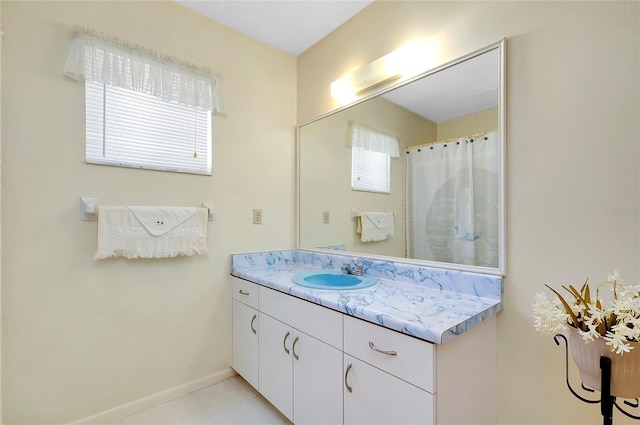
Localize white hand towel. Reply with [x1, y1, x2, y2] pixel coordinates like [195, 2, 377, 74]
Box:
[94, 206, 208, 259]
[359, 212, 394, 242]
[127, 206, 196, 236]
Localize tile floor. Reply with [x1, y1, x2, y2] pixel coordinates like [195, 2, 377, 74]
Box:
[118, 375, 291, 425]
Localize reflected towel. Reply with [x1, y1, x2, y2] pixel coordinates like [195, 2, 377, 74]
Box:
[358, 212, 394, 242]
[95, 206, 208, 259]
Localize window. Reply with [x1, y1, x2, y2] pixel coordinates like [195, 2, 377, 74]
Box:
[64, 27, 223, 175]
[85, 81, 212, 175]
[350, 123, 399, 193]
[351, 147, 391, 193]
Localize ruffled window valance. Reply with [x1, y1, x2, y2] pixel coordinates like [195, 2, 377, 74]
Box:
[64, 27, 224, 113]
[350, 122, 400, 158]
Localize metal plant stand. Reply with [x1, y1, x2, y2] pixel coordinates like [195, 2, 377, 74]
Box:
[554, 334, 640, 425]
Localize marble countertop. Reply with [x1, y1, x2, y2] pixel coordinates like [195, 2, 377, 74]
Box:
[231, 250, 502, 344]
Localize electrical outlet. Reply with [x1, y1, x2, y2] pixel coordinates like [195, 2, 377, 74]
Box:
[253, 208, 263, 224]
[322, 210, 330, 224]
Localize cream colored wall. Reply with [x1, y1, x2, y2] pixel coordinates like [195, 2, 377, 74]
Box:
[1, 1, 295, 424]
[298, 2, 640, 424]
[437, 108, 497, 141]
[299, 97, 435, 257]
[0, 1, 3, 423]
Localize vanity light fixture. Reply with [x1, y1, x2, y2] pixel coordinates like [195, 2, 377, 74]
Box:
[330, 41, 434, 104]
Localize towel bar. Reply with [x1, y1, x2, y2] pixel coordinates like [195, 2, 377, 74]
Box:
[80, 197, 214, 221]
[350, 209, 395, 221]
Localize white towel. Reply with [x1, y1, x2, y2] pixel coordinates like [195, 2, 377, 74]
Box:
[358, 212, 394, 242]
[94, 206, 208, 259]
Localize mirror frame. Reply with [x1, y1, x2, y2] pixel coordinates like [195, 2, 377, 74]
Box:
[296, 39, 506, 276]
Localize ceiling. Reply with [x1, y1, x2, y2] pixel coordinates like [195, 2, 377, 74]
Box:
[174, 0, 373, 56]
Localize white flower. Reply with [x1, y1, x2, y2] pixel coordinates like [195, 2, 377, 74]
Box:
[607, 270, 620, 283]
[578, 325, 599, 343]
[532, 292, 568, 338]
[587, 304, 606, 323]
[534, 272, 640, 355]
[605, 331, 634, 355]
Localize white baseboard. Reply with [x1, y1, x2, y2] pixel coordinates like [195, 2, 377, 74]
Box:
[69, 368, 236, 425]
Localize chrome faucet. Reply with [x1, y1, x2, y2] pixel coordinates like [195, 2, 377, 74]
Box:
[341, 263, 363, 276]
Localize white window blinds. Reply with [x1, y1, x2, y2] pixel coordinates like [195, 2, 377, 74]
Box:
[85, 82, 212, 174]
[350, 123, 398, 193]
[352, 146, 391, 193]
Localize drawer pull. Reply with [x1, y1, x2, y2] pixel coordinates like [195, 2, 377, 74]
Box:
[250, 314, 257, 334]
[369, 341, 397, 356]
[238, 289, 250, 296]
[345, 363, 353, 393]
[293, 336, 300, 360]
[283, 331, 291, 354]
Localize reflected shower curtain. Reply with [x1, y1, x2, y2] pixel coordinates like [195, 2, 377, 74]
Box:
[406, 132, 499, 268]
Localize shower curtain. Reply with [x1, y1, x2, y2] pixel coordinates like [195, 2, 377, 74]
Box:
[406, 132, 499, 268]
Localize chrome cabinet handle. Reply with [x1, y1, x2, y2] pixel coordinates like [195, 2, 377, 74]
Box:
[238, 289, 250, 296]
[250, 314, 257, 334]
[293, 336, 300, 360]
[283, 331, 291, 354]
[344, 363, 353, 393]
[369, 341, 397, 356]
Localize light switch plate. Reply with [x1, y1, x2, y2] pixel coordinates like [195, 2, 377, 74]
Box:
[253, 208, 263, 224]
[322, 210, 330, 224]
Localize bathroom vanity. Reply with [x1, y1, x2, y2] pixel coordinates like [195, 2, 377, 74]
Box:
[231, 249, 502, 425]
[233, 39, 508, 424]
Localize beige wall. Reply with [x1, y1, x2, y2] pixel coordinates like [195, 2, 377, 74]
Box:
[1, 1, 296, 423]
[299, 2, 639, 424]
[0, 1, 3, 422]
[437, 108, 498, 141]
[299, 97, 435, 257]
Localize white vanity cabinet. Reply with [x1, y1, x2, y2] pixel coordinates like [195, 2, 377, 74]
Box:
[231, 276, 497, 425]
[259, 313, 343, 424]
[343, 355, 434, 425]
[231, 277, 259, 389]
[343, 315, 435, 425]
[344, 314, 497, 425]
[258, 284, 343, 425]
[291, 329, 343, 425]
[257, 312, 293, 418]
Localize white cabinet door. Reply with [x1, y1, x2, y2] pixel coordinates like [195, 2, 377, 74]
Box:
[343, 355, 434, 425]
[231, 300, 258, 389]
[293, 330, 343, 425]
[258, 312, 294, 421]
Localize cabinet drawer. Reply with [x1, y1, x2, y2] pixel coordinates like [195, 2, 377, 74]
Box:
[231, 276, 259, 309]
[259, 286, 343, 350]
[344, 315, 434, 392]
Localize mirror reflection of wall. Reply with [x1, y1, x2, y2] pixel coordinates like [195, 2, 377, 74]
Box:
[298, 43, 504, 273]
[299, 96, 435, 258]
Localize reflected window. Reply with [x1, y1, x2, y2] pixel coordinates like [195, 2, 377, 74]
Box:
[351, 147, 390, 193]
[350, 123, 398, 193]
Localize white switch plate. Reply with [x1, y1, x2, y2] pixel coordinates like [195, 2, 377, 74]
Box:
[322, 210, 330, 224]
[253, 208, 263, 224]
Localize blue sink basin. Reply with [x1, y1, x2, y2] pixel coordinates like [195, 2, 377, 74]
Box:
[292, 271, 378, 290]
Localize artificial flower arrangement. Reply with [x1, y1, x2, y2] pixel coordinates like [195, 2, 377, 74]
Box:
[533, 271, 640, 355]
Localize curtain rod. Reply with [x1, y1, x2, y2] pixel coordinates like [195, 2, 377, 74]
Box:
[405, 129, 497, 151]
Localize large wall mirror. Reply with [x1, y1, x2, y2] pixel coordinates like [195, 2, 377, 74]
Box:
[297, 40, 506, 276]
